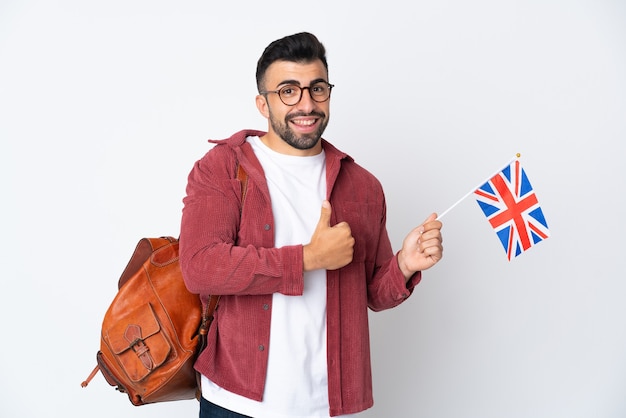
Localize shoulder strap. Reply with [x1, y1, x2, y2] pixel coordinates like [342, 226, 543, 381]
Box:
[236, 162, 249, 206]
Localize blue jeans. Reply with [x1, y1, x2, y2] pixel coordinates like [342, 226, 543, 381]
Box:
[199, 396, 252, 418]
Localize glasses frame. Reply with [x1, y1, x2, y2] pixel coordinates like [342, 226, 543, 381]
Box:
[260, 82, 335, 106]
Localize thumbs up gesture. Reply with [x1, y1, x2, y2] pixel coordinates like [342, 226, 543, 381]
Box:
[303, 200, 355, 271]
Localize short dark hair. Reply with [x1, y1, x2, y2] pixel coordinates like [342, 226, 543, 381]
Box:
[256, 32, 328, 92]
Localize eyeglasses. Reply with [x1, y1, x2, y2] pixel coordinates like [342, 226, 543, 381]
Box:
[260, 81, 334, 106]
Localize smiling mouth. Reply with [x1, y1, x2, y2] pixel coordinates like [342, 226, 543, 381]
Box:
[290, 118, 317, 127]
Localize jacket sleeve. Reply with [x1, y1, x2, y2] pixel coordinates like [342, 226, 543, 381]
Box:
[366, 191, 422, 312]
[179, 145, 305, 297]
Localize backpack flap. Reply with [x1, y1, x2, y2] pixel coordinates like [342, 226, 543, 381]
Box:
[102, 303, 171, 382]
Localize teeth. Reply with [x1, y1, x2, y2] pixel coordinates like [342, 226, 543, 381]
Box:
[292, 119, 315, 126]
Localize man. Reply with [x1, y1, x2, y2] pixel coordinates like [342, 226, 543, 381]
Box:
[180, 32, 443, 418]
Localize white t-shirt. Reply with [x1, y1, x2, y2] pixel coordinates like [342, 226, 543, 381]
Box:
[203, 136, 350, 418]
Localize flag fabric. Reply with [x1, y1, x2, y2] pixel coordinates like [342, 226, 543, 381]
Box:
[474, 159, 550, 260]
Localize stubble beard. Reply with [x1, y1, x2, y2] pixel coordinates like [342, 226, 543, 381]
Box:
[269, 108, 329, 150]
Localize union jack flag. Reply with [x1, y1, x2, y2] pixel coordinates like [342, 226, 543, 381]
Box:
[474, 159, 550, 260]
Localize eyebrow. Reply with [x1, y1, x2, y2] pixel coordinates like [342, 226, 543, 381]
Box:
[275, 78, 328, 88]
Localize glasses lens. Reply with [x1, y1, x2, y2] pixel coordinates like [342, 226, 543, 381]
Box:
[279, 85, 301, 105]
[310, 82, 331, 102]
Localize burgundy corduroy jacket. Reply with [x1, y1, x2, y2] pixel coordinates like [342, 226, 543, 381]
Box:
[179, 129, 420, 416]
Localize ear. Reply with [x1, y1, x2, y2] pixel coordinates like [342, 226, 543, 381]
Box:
[255, 95, 270, 119]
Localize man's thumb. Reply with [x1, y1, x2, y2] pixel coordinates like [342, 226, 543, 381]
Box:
[421, 212, 437, 225]
[318, 200, 332, 228]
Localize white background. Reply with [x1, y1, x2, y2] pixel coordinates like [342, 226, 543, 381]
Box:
[1, 1, 625, 417]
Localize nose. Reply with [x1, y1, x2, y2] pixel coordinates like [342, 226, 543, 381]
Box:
[295, 87, 316, 111]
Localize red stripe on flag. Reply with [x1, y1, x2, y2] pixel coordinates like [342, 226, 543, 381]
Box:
[475, 188, 500, 202]
[528, 221, 549, 240]
[488, 173, 538, 251]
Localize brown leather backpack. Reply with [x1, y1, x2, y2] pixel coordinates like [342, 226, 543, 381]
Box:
[81, 165, 247, 405]
[81, 237, 219, 405]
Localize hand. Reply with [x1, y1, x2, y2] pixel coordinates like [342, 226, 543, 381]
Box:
[398, 213, 443, 280]
[303, 200, 355, 271]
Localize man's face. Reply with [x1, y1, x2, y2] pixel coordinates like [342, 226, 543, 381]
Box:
[256, 59, 331, 156]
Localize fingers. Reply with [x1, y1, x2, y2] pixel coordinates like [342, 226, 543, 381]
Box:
[317, 200, 332, 229]
[421, 212, 437, 225]
[419, 213, 441, 233]
[416, 213, 442, 243]
[304, 200, 355, 271]
[399, 212, 444, 277]
[419, 214, 443, 248]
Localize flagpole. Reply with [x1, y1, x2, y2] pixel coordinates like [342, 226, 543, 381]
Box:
[436, 153, 521, 220]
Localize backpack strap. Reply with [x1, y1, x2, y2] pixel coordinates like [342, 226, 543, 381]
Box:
[237, 162, 249, 210]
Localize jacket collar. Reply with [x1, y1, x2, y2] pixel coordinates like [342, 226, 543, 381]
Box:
[209, 129, 354, 164]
